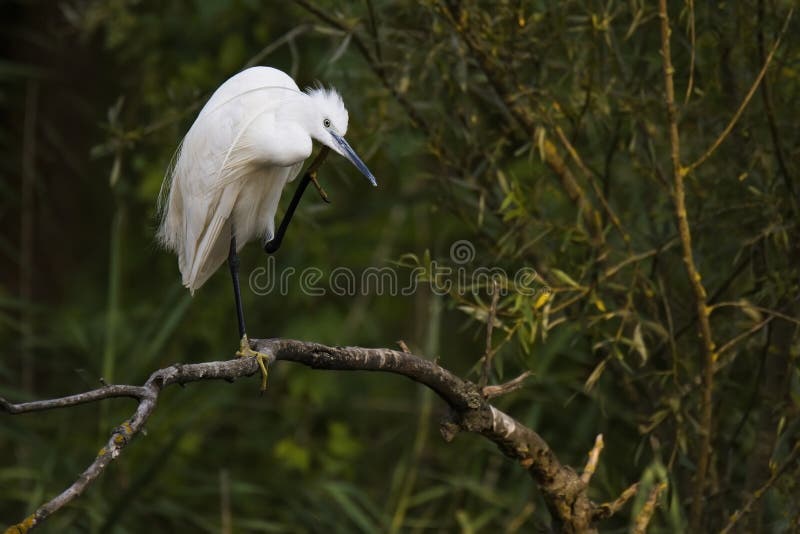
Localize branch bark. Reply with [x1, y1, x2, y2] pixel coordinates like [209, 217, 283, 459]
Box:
[2, 338, 638, 533]
[657, 2, 716, 528]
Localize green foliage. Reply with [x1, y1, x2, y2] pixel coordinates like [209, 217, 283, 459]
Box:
[2, 0, 799, 532]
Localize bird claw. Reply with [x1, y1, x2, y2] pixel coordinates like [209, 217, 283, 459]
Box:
[236, 335, 270, 393]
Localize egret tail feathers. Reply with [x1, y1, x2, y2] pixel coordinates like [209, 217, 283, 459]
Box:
[183, 186, 241, 294]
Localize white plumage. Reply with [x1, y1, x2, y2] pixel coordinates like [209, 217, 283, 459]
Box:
[158, 66, 376, 293]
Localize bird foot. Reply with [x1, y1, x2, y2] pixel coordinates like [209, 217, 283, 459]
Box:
[236, 335, 270, 392]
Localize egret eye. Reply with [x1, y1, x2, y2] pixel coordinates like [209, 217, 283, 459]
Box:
[323, 118, 331, 128]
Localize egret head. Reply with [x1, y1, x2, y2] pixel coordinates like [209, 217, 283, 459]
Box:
[306, 86, 377, 186]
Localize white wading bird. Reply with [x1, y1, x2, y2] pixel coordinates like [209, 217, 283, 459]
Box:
[158, 66, 377, 389]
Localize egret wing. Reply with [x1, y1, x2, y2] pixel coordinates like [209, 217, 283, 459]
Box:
[158, 67, 312, 293]
[182, 182, 241, 293]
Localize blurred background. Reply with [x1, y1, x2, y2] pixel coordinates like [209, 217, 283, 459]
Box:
[1, 1, 799, 532]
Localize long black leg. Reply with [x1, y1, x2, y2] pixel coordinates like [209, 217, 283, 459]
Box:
[264, 173, 313, 254]
[230, 233, 270, 392]
[264, 147, 331, 254]
[228, 234, 246, 339]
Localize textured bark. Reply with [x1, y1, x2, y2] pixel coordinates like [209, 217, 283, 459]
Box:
[2, 339, 640, 532]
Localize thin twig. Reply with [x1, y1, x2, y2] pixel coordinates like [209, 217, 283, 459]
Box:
[720, 441, 800, 534]
[601, 238, 679, 280]
[593, 482, 639, 521]
[244, 25, 310, 68]
[0, 385, 148, 413]
[292, 0, 430, 133]
[632, 482, 668, 534]
[436, 1, 602, 242]
[220, 469, 232, 534]
[683, 0, 696, 105]
[2, 358, 253, 532]
[581, 434, 604, 485]
[20, 81, 38, 393]
[365, 0, 383, 65]
[480, 280, 500, 388]
[657, 2, 716, 528]
[481, 371, 533, 399]
[715, 316, 774, 360]
[683, 8, 794, 175]
[757, 0, 796, 207]
[553, 124, 629, 244]
[672, 315, 776, 400]
[709, 301, 800, 326]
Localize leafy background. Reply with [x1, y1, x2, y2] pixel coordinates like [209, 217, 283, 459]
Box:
[1, 0, 799, 532]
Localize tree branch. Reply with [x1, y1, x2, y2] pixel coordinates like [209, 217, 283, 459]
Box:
[593, 482, 639, 521]
[657, 2, 716, 528]
[632, 482, 668, 534]
[581, 434, 604, 485]
[720, 440, 800, 534]
[683, 8, 793, 176]
[2, 358, 254, 533]
[291, 0, 430, 134]
[2, 338, 637, 533]
[436, 2, 603, 242]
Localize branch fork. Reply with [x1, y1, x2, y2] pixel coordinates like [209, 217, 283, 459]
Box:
[4, 338, 640, 533]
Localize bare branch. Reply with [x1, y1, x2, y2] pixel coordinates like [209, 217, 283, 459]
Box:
[593, 482, 639, 521]
[553, 124, 629, 244]
[581, 434, 604, 485]
[479, 280, 500, 388]
[657, 2, 716, 526]
[720, 440, 800, 534]
[756, 0, 796, 206]
[632, 482, 668, 534]
[716, 316, 774, 361]
[220, 469, 232, 534]
[709, 301, 800, 327]
[684, 8, 794, 175]
[600, 238, 680, 280]
[683, 0, 696, 105]
[291, 0, 430, 133]
[2, 358, 254, 532]
[2, 338, 628, 533]
[436, 2, 603, 242]
[1, 385, 147, 414]
[481, 371, 533, 399]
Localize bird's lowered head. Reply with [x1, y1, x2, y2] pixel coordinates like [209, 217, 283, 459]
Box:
[305, 86, 377, 187]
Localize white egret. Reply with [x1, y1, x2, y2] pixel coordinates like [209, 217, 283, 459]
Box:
[158, 66, 377, 388]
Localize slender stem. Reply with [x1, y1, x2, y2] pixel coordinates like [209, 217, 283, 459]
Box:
[292, 0, 429, 133]
[581, 434, 604, 485]
[103, 190, 124, 385]
[683, 0, 696, 105]
[436, 1, 602, 243]
[479, 281, 499, 388]
[683, 8, 793, 175]
[719, 441, 800, 534]
[593, 482, 639, 521]
[481, 371, 532, 399]
[20, 81, 38, 393]
[657, 1, 716, 529]
[632, 482, 668, 534]
[757, 0, 796, 207]
[553, 124, 629, 244]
